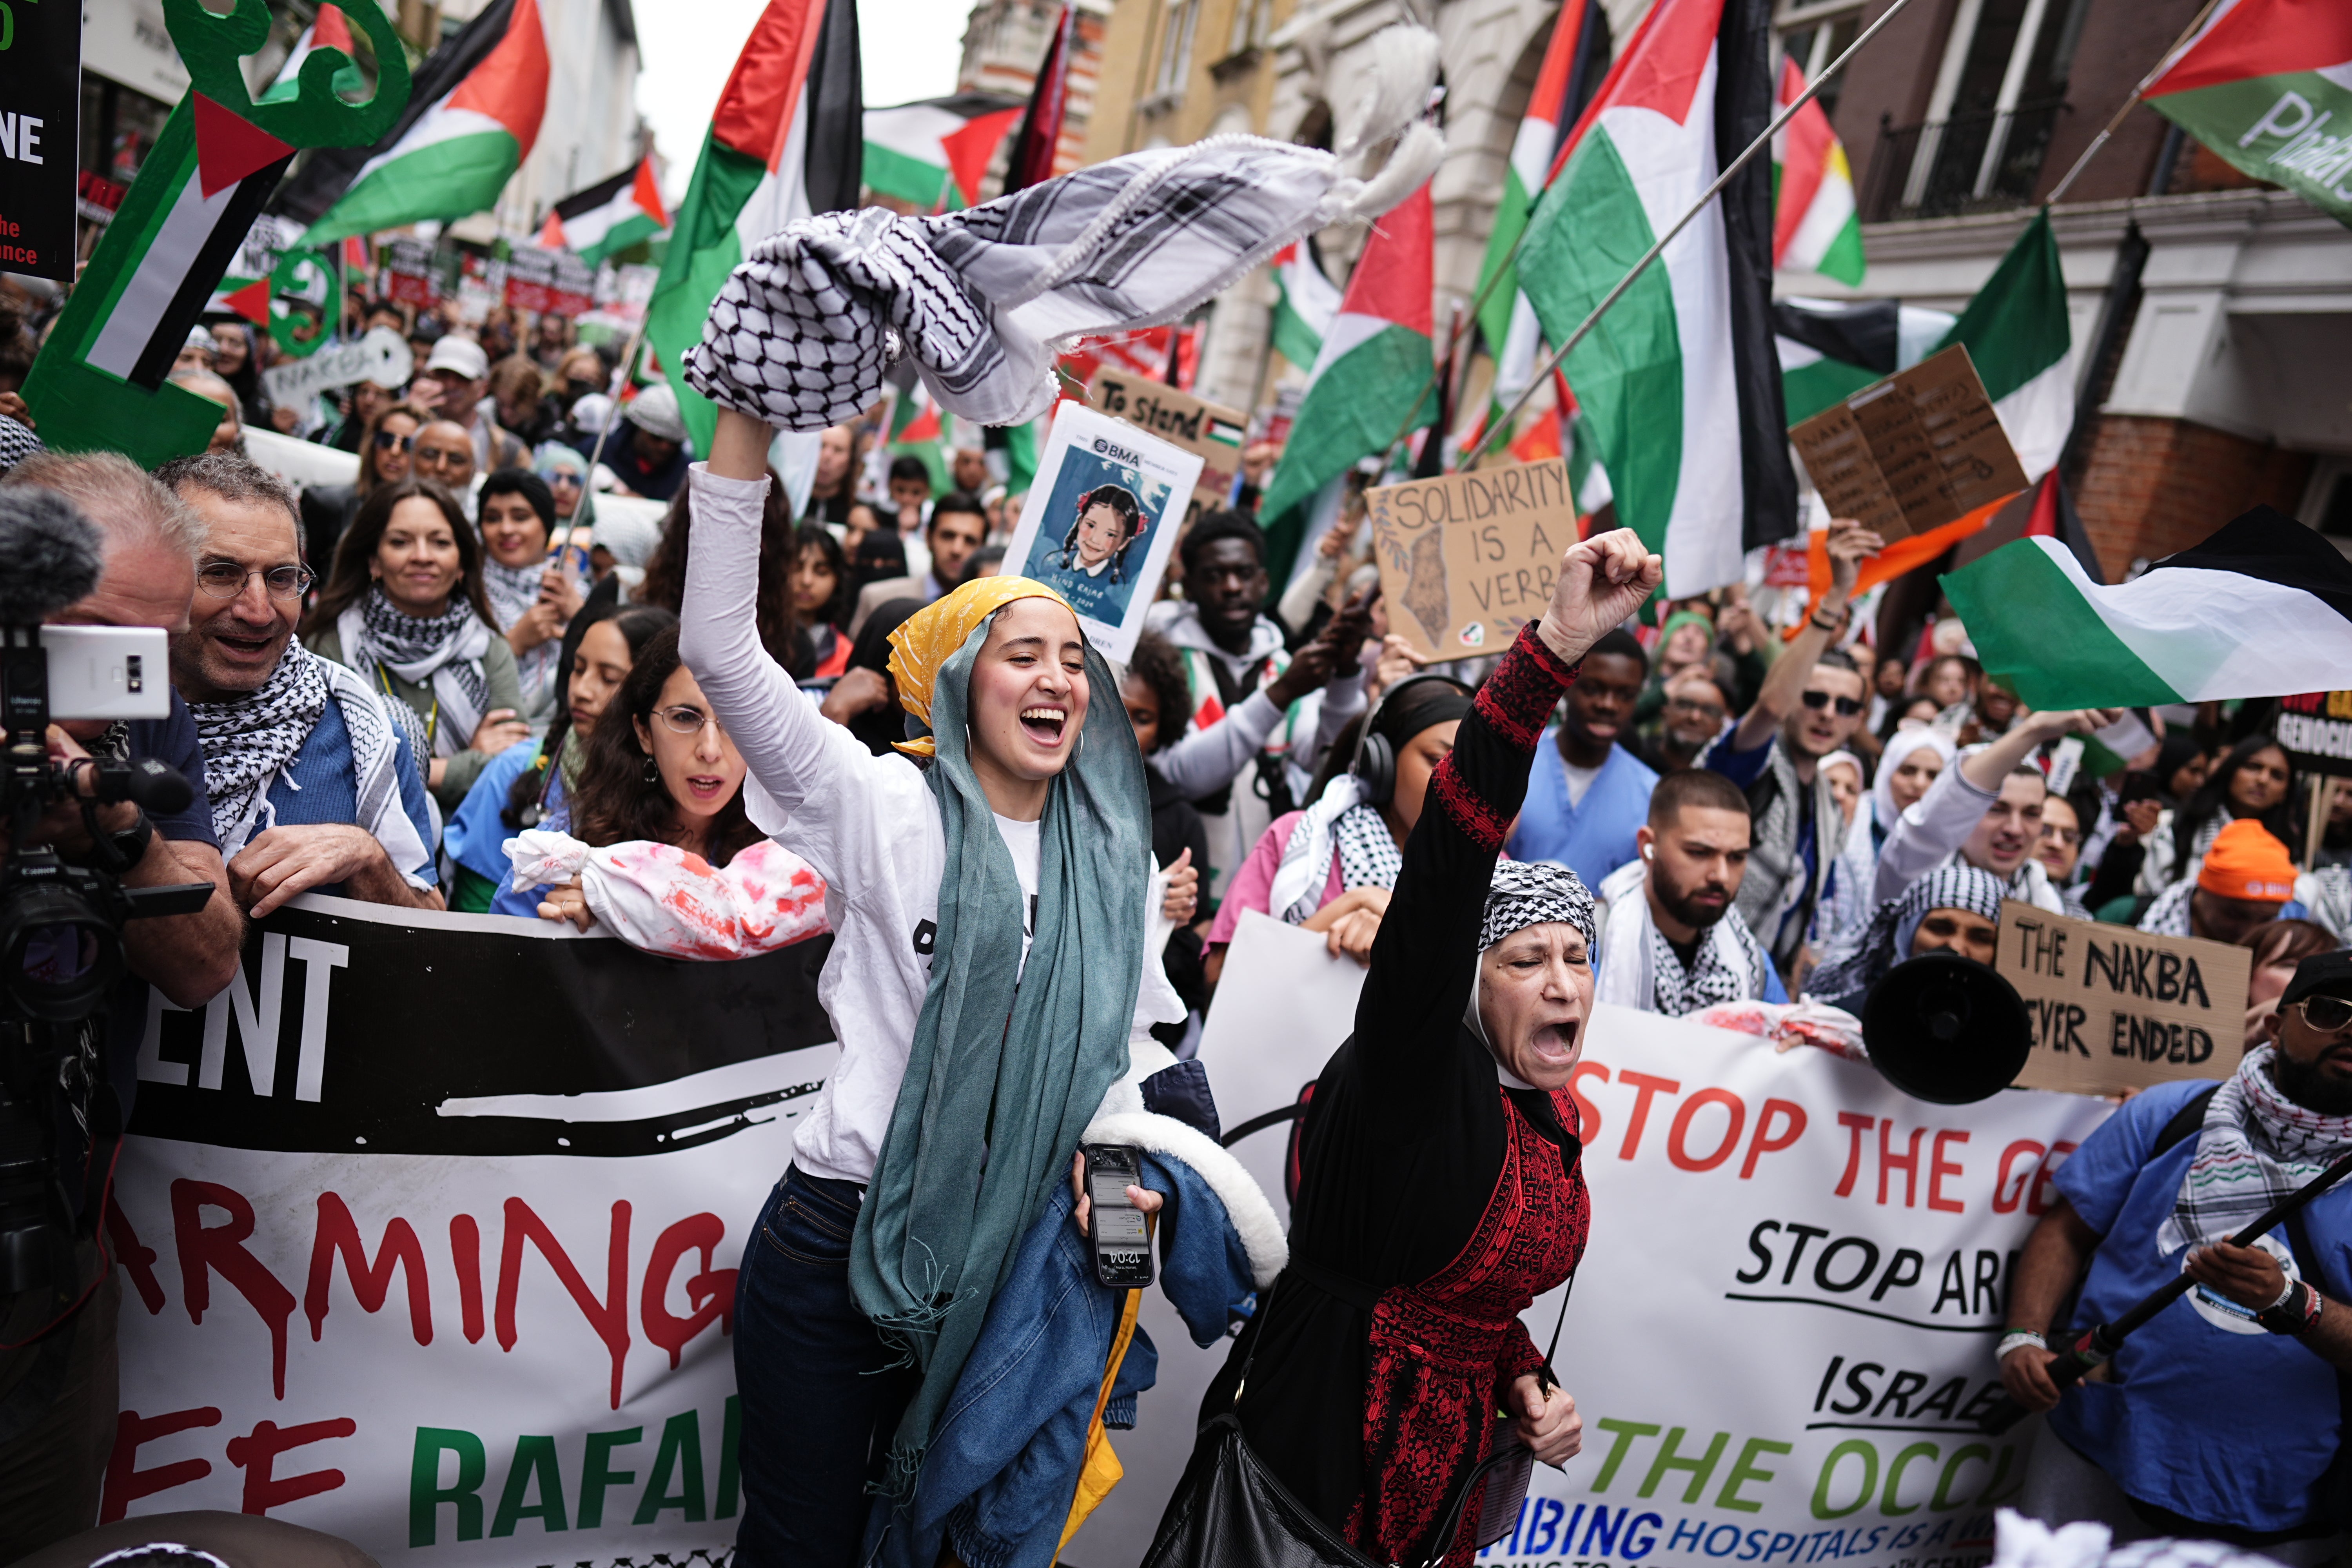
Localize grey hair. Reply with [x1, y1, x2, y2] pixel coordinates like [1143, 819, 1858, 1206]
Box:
[154, 450, 301, 540]
[2, 449, 202, 564]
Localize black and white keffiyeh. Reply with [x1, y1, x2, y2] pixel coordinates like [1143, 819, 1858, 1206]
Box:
[2138, 878, 2194, 937]
[682, 34, 1445, 432]
[1480, 859, 1597, 954]
[189, 642, 433, 881]
[1808, 863, 2007, 1007]
[483, 557, 570, 704]
[1593, 858, 1773, 1016]
[2160, 1044, 2352, 1255]
[1267, 775, 1403, 924]
[339, 588, 493, 758]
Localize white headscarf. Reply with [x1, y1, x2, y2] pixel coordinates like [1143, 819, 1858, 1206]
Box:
[1873, 728, 1957, 835]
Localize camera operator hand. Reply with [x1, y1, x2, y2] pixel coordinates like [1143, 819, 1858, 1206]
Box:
[10, 727, 242, 1009]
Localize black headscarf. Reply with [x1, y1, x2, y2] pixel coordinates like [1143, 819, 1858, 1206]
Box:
[846, 597, 927, 755]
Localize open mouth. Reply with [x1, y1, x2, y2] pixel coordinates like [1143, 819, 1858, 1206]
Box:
[1020, 705, 1068, 746]
[213, 631, 277, 659]
[1529, 1018, 1581, 1063]
[683, 774, 728, 802]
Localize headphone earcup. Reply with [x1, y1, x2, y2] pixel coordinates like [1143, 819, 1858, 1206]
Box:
[1355, 733, 1397, 806]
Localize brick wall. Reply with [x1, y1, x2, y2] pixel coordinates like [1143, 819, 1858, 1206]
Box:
[2072, 414, 2316, 574]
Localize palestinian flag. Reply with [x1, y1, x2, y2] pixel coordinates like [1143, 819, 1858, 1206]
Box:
[263, 4, 363, 104]
[887, 379, 948, 494]
[206, 274, 271, 327]
[862, 94, 1022, 211]
[1516, 0, 1796, 599]
[1776, 210, 2072, 477]
[1004, 4, 1074, 194]
[1474, 0, 1597, 413]
[539, 155, 669, 267]
[1772, 58, 1864, 283]
[1269, 238, 1341, 369]
[645, 0, 862, 456]
[1256, 182, 1437, 584]
[290, 0, 550, 245]
[2144, 0, 2352, 229]
[1942, 505, 2352, 709]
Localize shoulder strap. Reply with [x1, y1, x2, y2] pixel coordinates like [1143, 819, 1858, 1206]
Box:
[2152, 1083, 2222, 1158]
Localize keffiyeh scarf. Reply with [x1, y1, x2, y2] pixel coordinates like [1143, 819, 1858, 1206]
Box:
[2160, 1044, 2352, 1254]
[1736, 742, 1844, 970]
[1267, 775, 1403, 924]
[188, 642, 432, 879]
[1481, 858, 1597, 953]
[482, 557, 574, 704]
[1808, 864, 2007, 1006]
[682, 46, 1445, 432]
[338, 588, 493, 758]
[2138, 878, 2194, 937]
[1593, 859, 1773, 1017]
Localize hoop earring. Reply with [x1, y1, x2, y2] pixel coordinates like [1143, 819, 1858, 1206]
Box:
[641, 755, 661, 784]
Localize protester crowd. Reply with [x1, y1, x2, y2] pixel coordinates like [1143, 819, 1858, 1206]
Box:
[0, 281, 2346, 1568]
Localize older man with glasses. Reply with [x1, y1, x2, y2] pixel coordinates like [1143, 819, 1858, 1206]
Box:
[160, 452, 441, 915]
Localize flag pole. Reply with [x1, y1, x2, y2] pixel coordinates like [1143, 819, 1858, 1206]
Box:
[576, 319, 649, 538]
[1468, 0, 1927, 465]
[2039, 0, 2224, 207]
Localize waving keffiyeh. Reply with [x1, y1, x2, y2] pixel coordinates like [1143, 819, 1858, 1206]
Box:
[682, 31, 1445, 432]
[337, 588, 494, 758]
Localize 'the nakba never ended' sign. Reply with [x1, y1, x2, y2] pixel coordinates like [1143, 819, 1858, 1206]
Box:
[1994, 900, 2246, 1097]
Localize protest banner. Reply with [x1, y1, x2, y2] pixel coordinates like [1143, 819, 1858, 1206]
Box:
[1002, 402, 1202, 662]
[0, 0, 82, 279]
[1789, 347, 2027, 542]
[108, 894, 837, 1565]
[1085, 372, 1247, 510]
[1075, 916, 2117, 1568]
[381, 238, 445, 309]
[1994, 900, 2247, 1098]
[1365, 457, 1579, 660]
[261, 327, 413, 410]
[2278, 691, 2352, 779]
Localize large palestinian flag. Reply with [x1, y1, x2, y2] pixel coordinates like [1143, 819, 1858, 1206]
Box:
[539, 155, 669, 267]
[289, 0, 550, 244]
[1944, 506, 2352, 708]
[1256, 182, 1437, 584]
[1473, 0, 1597, 413]
[645, 0, 863, 455]
[1516, 0, 1795, 598]
[1771, 58, 1864, 283]
[862, 94, 1022, 211]
[1776, 209, 2072, 477]
[2144, 0, 2352, 229]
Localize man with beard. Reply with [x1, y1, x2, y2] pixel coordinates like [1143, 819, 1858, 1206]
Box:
[1593, 768, 1784, 1014]
[2000, 949, 2352, 1560]
[1636, 670, 1731, 774]
[1508, 626, 1657, 887]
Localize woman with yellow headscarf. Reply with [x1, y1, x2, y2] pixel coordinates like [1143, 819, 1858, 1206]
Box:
[678, 407, 1194, 1566]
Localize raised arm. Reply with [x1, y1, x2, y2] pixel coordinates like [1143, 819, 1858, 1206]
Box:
[1354, 532, 1661, 1076]
[1727, 520, 1880, 752]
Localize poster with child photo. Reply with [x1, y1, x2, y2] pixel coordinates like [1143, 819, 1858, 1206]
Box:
[1004, 402, 1203, 661]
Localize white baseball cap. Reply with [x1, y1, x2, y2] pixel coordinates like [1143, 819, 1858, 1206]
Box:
[626, 383, 686, 444]
[424, 336, 489, 381]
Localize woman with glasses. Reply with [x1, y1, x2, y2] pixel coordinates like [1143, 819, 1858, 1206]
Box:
[517, 626, 829, 960]
[299, 401, 424, 567]
[535, 441, 589, 524]
[303, 479, 530, 810]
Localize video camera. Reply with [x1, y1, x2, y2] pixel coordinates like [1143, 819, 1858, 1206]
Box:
[0, 488, 211, 1312]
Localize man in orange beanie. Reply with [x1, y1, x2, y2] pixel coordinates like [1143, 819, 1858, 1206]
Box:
[2138, 817, 2298, 942]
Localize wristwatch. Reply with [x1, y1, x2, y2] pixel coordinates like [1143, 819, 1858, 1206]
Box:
[79, 800, 154, 874]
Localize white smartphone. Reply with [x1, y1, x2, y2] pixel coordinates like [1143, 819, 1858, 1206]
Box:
[39, 625, 171, 721]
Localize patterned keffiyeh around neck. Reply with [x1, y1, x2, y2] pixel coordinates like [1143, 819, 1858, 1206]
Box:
[482, 557, 573, 703]
[681, 46, 1445, 433]
[1593, 859, 1773, 1017]
[2160, 1044, 2352, 1254]
[339, 588, 493, 757]
[1268, 774, 1402, 924]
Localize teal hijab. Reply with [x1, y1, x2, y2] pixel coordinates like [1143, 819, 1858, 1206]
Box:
[849, 606, 1152, 1500]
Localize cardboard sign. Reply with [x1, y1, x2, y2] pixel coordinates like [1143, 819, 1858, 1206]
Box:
[1995, 900, 2248, 1097]
[1789, 345, 2028, 540]
[2277, 691, 2352, 778]
[1002, 402, 1203, 662]
[1365, 458, 1577, 659]
[1085, 372, 1245, 508]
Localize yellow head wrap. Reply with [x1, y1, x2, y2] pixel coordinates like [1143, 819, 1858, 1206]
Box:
[885, 576, 1079, 757]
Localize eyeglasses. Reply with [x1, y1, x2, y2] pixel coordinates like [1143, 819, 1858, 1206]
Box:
[415, 446, 471, 471]
[1666, 697, 1726, 719]
[653, 705, 727, 737]
[196, 562, 315, 600]
[2293, 995, 2352, 1034]
[2041, 825, 2082, 846]
[1800, 689, 1866, 717]
[374, 430, 416, 452]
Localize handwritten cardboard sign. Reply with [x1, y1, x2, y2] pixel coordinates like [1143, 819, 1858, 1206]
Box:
[1994, 900, 2248, 1097]
[1365, 458, 1577, 659]
[1789, 344, 2028, 540]
[1086, 373, 1246, 508]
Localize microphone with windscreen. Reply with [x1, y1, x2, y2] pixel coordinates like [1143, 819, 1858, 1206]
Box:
[1860, 952, 2034, 1105]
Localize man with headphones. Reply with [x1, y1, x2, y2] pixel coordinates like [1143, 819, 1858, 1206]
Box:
[1203, 671, 1476, 973]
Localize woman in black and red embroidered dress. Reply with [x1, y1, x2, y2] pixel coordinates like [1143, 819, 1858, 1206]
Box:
[1195, 529, 1663, 1567]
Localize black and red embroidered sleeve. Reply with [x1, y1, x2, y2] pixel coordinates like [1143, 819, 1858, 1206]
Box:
[1354, 622, 1581, 1083]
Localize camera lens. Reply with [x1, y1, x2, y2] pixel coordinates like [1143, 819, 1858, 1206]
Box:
[0, 883, 124, 1022]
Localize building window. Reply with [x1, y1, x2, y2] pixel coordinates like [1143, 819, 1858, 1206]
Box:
[1773, 3, 1860, 121]
[1859, 0, 2087, 219]
[1156, 0, 1199, 96]
[1228, 0, 1271, 56]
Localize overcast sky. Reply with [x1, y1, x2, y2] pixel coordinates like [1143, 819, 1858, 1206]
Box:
[637, 0, 973, 202]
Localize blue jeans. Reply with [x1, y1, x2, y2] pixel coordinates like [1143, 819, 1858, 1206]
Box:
[733, 1166, 914, 1568]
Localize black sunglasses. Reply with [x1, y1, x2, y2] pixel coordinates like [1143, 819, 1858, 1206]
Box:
[1800, 689, 1866, 717]
[375, 430, 415, 452]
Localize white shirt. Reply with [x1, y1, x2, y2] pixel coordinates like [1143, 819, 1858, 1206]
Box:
[679, 466, 1183, 1187]
[996, 812, 1041, 963]
[1561, 758, 1602, 809]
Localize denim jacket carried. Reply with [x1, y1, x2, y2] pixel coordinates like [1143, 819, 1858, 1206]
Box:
[868, 1105, 1286, 1568]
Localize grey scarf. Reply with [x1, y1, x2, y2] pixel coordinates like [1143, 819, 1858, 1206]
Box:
[1736, 740, 1841, 968]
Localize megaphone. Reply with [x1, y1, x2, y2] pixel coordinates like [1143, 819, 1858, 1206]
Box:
[1860, 952, 2033, 1104]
